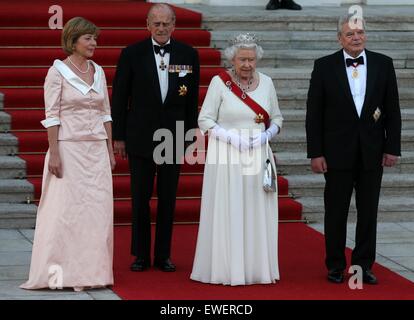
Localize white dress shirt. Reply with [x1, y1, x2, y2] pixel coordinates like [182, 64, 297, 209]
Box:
[152, 38, 170, 103]
[343, 49, 367, 117]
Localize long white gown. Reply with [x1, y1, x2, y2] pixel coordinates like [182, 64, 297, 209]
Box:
[191, 72, 283, 286]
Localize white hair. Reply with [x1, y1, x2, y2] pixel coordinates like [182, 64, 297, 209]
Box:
[337, 13, 366, 35]
[223, 33, 264, 62]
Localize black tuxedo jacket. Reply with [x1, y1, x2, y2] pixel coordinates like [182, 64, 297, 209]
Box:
[306, 49, 401, 170]
[111, 38, 200, 158]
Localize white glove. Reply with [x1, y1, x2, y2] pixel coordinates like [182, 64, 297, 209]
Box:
[250, 123, 280, 148]
[211, 125, 250, 152]
[250, 131, 269, 148]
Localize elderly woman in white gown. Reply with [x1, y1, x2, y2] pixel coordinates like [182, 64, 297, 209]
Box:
[191, 34, 283, 286]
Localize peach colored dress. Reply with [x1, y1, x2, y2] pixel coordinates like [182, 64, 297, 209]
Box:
[20, 60, 114, 290]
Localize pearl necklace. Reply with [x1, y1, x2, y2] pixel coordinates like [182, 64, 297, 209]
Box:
[68, 56, 90, 74]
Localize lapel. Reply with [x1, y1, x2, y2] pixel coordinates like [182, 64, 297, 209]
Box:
[53, 59, 102, 95]
[361, 49, 378, 118]
[333, 49, 359, 118]
[164, 39, 178, 106]
[142, 38, 162, 105]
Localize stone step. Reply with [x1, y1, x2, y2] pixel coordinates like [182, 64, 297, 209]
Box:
[197, 5, 414, 32]
[0, 179, 33, 203]
[275, 87, 414, 109]
[0, 156, 26, 179]
[286, 173, 414, 197]
[0, 134, 18, 155]
[298, 195, 414, 223]
[258, 67, 414, 89]
[212, 31, 414, 50]
[272, 128, 414, 152]
[275, 151, 414, 175]
[0, 203, 37, 228]
[280, 108, 414, 130]
[0, 111, 11, 132]
[242, 50, 414, 69]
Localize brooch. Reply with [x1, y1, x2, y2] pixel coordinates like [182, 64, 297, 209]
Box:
[179, 85, 188, 96]
[255, 113, 265, 124]
[373, 107, 381, 122]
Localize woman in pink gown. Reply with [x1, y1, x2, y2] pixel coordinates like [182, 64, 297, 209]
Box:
[20, 17, 115, 291]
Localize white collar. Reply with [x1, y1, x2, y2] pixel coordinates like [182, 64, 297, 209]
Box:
[343, 49, 366, 66]
[151, 38, 171, 48]
[52, 59, 102, 95]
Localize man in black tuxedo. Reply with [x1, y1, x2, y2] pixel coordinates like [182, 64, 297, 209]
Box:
[306, 14, 401, 284]
[112, 4, 200, 272]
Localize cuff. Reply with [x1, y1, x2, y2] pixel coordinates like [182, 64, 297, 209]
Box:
[40, 117, 60, 128]
[102, 115, 113, 123]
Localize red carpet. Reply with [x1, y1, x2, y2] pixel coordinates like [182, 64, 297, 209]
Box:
[1, 87, 210, 108]
[0, 1, 201, 28]
[0, 29, 212, 47]
[0, 48, 221, 66]
[0, 67, 224, 87]
[112, 224, 414, 300]
[0, 0, 303, 223]
[29, 173, 290, 198]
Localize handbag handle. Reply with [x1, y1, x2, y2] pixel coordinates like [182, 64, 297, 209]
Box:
[266, 136, 270, 159]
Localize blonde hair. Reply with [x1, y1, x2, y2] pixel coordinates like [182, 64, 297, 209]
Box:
[61, 17, 100, 55]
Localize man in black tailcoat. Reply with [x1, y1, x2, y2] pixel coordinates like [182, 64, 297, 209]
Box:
[112, 3, 200, 272]
[306, 14, 401, 284]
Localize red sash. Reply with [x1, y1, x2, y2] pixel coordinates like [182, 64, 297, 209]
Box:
[218, 71, 270, 128]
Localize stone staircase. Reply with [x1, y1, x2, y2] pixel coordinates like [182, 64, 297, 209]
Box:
[0, 93, 37, 228]
[194, 4, 414, 222]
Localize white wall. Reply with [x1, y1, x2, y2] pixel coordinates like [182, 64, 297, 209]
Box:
[149, 0, 342, 5]
[204, 0, 341, 5]
[364, 0, 414, 3]
[148, 0, 414, 5]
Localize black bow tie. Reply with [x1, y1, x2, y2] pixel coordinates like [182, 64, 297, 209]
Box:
[154, 44, 171, 56]
[346, 56, 364, 67]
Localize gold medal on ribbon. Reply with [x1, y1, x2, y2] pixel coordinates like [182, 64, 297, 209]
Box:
[352, 68, 359, 79]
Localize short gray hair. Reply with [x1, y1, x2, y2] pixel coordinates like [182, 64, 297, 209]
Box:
[147, 3, 176, 23]
[223, 33, 264, 62]
[337, 13, 366, 35]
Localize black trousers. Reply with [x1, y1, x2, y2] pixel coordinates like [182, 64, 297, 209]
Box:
[323, 164, 383, 272]
[128, 155, 181, 263]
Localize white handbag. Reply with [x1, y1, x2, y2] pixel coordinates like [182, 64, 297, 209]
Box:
[263, 138, 277, 193]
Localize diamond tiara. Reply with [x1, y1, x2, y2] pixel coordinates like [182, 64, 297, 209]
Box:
[230, 33, 259, 46]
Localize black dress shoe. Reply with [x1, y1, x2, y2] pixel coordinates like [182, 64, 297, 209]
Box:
[130, 258, 149, 272]
[327, 270, 344, 283]
[154, 258, 176, 272]
[363, 269, 378, 285]
[266, 0, 280, 10]
[280, 0, 302, 10]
